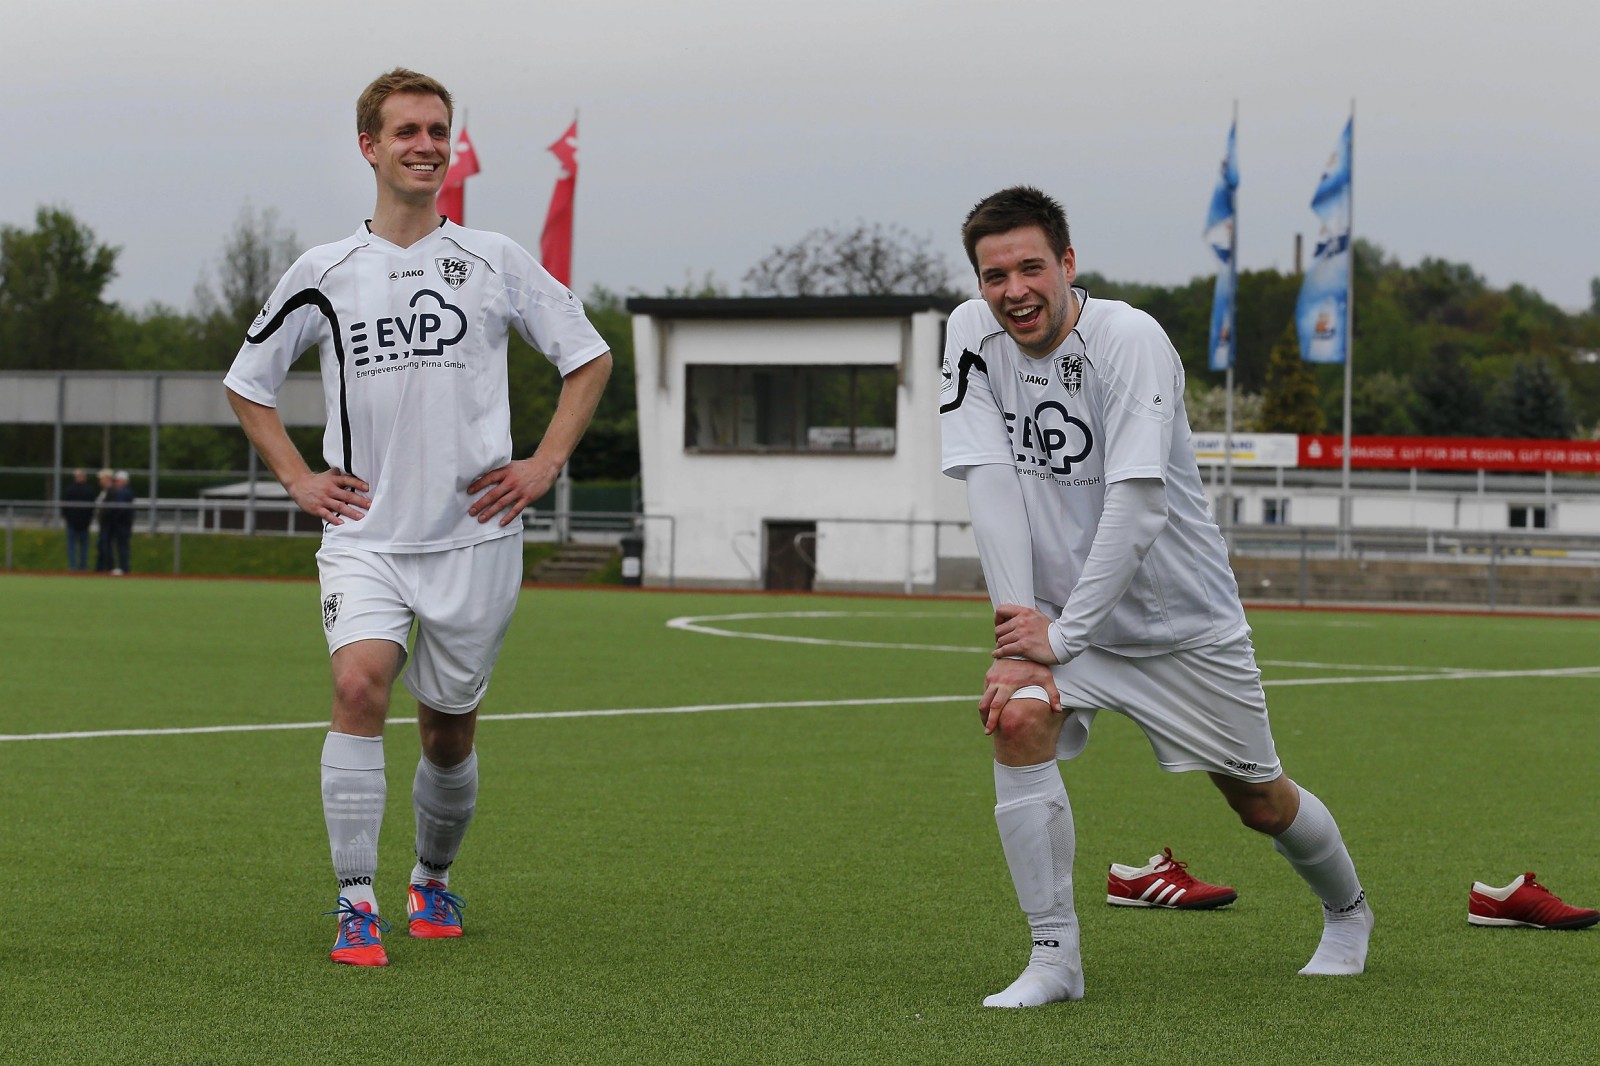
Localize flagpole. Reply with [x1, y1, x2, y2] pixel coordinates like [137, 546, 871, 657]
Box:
[1223, 99, 1238, 534]
[1341, 101, 1355, 550]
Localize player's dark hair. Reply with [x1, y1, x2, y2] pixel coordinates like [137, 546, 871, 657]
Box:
[961, 186, 1071, 272]
[356, 68, 454, 140]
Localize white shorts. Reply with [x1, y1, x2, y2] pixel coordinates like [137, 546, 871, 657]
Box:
[316, 534, 523, 713]
[1015, 627, 1281, 781]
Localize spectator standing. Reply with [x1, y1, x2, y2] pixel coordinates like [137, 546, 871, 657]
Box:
[107, 470, 136, 575]
[61, 468, 97, 572]
[93, 469, 114, 572]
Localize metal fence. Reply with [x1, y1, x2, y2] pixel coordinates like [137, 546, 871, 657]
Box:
[1, 498, 671, 582]
[8, 498, 1600, 610]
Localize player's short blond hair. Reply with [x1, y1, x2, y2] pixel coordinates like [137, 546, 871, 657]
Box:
[356, 68, 454, 139]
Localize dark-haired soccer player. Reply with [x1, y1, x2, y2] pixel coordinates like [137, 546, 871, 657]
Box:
[939, 185, 1371, 1007]
[226, 69, 611, 966]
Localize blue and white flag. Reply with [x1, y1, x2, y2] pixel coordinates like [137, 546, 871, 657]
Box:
[1204, 121, 1239, 371]
[1296, 118, 1352, 364]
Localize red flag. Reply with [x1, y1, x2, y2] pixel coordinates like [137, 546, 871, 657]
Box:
[539, 119, 579, 286]
[435, 127, 481, 225]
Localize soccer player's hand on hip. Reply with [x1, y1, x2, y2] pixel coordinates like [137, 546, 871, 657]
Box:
[993, 604, 1058, 665]
[979, 657, 1063, 735]
[290, 469, 370, 525]
[468, 457, 559, 525]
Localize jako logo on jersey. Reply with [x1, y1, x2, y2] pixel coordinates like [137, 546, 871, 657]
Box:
[389, 269, 424, 280]
[348, 290, 468, 365]
[435, 257, 473, 289]
[1004, 400, 1094, 475]
[1018, 371, 1050, 386]
[322, 592, 343, 632]
[1058, 352, 1084, 396]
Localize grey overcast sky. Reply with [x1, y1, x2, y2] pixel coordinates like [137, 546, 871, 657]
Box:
[6, 0, 1597, 315]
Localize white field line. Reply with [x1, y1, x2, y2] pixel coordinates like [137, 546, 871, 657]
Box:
[6, 668, 1598, 744]
[0, 695, 975, 743]
[669, 612, 1472, 675]
[7, 614, 1594, 743]
[666, 611, 986, 653]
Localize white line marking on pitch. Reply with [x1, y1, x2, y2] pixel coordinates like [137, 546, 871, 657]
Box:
[5, 667, 1597, 743]
[666, 611, 987, 653]
[668, 611, 1475, 674]
[0, 695, 976, 743]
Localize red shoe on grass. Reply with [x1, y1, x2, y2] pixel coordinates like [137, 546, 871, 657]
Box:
[1107, 847, 1238, 910]
[1468, 872, 1598, 930]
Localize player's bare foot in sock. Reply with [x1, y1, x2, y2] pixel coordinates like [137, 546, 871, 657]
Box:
[982, 941, 1084, 1007]
[1299, 895, 1374, 975]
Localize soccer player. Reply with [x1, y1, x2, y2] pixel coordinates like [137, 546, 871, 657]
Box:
[225, 69, 612, 966]
[939, 186, 1372, 1007]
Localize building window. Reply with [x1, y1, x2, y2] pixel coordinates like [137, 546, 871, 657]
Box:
[1508, 504, 1547, 529]
[684, 365, 897, 453]
[1262, 497, 1289, 525]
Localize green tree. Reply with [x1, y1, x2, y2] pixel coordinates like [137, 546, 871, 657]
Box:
[1410, 343, 1486, 436]
[1351, 370, 1416, 435]
[1258, 322, 1325, 433]
[1489, 355, 1577, 439]
[744, 222, 958, 298]
[193, 204, 301, 369]
[0, 206, 119, 370]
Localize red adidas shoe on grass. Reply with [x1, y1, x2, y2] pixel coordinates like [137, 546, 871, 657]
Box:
[1107, 847, 1238, 910]
[324, 898, 391, 966]
[1468, 872, 1599, 930]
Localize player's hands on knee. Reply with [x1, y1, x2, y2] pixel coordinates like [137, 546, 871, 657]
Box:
[468, 457, 559, 525]
[993, 604, 1058, 665]
[289, 468, 370, 525]
[979, 657, 1063, 735]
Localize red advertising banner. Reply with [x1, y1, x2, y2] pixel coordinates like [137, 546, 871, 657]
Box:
[1298, 435, 1600, 473]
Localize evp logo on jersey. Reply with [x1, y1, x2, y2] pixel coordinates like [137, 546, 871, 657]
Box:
[349, 290, 468, 367]
[1003, 400, 1095, 476]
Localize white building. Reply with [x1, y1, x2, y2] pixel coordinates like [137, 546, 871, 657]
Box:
[627, 296, 971, 591]
[625, 304, 1600, 592]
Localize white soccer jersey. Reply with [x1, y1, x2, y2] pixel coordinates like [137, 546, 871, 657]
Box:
[939, 290, 1244, 653]
[225, 220, 609, 552]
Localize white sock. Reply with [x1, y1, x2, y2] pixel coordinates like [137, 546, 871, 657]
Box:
[983, 760, 1084, 1007]
[1272, 784, 1372, 975]
[411, 750, 478, 887]
[322, 731, 385, 910]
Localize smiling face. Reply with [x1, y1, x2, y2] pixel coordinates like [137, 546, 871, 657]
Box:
[359, 91, 451, 208]
[974, 224, 1078, 359]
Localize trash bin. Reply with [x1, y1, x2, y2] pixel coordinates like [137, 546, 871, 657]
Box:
[620, 534, 644, 586]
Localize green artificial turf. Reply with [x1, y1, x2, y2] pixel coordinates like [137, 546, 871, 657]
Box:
[1, 575, 1596, 1063]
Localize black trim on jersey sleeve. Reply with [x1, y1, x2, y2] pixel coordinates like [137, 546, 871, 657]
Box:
[246, 288, 356, 479]
[939, 349, 989, 414]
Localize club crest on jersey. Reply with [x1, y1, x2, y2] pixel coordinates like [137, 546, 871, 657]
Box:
[1058, 352, 1084, 396]
[939, 353, 954, 395]
[322, 593, 343, 633]
[435, 257, 473, 290]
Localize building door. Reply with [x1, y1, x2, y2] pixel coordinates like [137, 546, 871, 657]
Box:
[764, 521, 816, 591]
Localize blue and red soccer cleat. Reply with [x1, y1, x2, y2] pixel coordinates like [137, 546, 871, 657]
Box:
[324, 897, 391, 966]
[408, 880, 466, 939]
